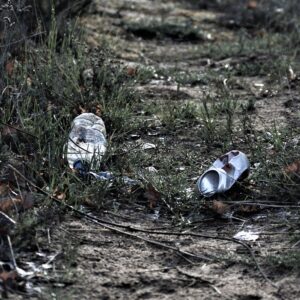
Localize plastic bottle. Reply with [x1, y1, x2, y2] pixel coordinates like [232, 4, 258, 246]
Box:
[66, 113, 107, 171]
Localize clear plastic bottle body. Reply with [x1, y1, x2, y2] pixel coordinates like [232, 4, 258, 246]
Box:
[66, 113, 107, 171]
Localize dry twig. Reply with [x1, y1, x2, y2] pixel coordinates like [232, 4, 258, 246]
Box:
[8, 164, 276, 287]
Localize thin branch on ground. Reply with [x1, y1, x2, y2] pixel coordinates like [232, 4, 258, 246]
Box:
[176, 267, 224, 297]
[8, 164, 276, 287]
[0, 121, 37, 138]
[176, 266, 213, 284]
[8, 164, 212, 263]
[0, 31, 46, 48]
[226, 201, 300, 208]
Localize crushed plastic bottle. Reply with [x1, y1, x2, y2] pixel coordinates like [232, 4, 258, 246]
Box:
[66, 113, 107, 171]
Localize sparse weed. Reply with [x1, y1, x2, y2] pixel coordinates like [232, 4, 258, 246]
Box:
[0, 4, 143, 239]
[159, 102, 200, 129]
[1, 0, 300, 296]
[124, 17, 205, 42]
[267, 251, 300, 273]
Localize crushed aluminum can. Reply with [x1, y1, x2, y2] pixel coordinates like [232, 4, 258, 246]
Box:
[196, 150, 250, 197]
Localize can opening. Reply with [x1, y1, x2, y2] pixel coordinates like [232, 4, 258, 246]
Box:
[198, 170, 220, 196]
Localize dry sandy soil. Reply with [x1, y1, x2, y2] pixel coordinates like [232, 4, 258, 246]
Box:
[9, 0, 300, 299]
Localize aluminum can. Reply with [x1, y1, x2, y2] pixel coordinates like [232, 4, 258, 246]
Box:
[196, 150, 250, 197]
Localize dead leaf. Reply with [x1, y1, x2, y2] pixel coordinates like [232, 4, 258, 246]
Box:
[79, 105, 87, 113]
[74, 103, 103, 116]
[5, 60, 15, 77]
[56, 193, 66, 200]
[88, 103, 103, 116]
[144, 183, 161, 209]
[211, 200, 229, 215]
[247, 0, 257, 9]
[127, 67, 137, 76]
[0, 270, 17, 282]
[73, 105, 87, 116]
[0, 269, 19, 297]
[94, 104, 103, 116]
[236, 204, 261, 214]
[0, 192, 34, 213]
[284, 161, 300, 174]
[254, 29, 266, 38]
[53, 188, 66, 201]
[82, 196, 95, 207]
[0, 196, 23, 213]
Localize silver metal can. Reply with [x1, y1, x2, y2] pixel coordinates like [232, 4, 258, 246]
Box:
[196, 150, 250, 197]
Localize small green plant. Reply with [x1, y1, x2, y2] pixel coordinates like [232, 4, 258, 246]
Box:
[199, 100, 217, 143]
[0, 5, 142, 213]
[125, 17, 205, 41]
[267, 251, 300, 273]
[160, 102, 200, 129]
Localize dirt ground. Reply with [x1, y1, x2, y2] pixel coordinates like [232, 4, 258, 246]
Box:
[10, 0, 300, 299]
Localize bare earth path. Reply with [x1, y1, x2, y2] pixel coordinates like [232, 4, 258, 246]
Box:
[34, 1, 300, 299]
